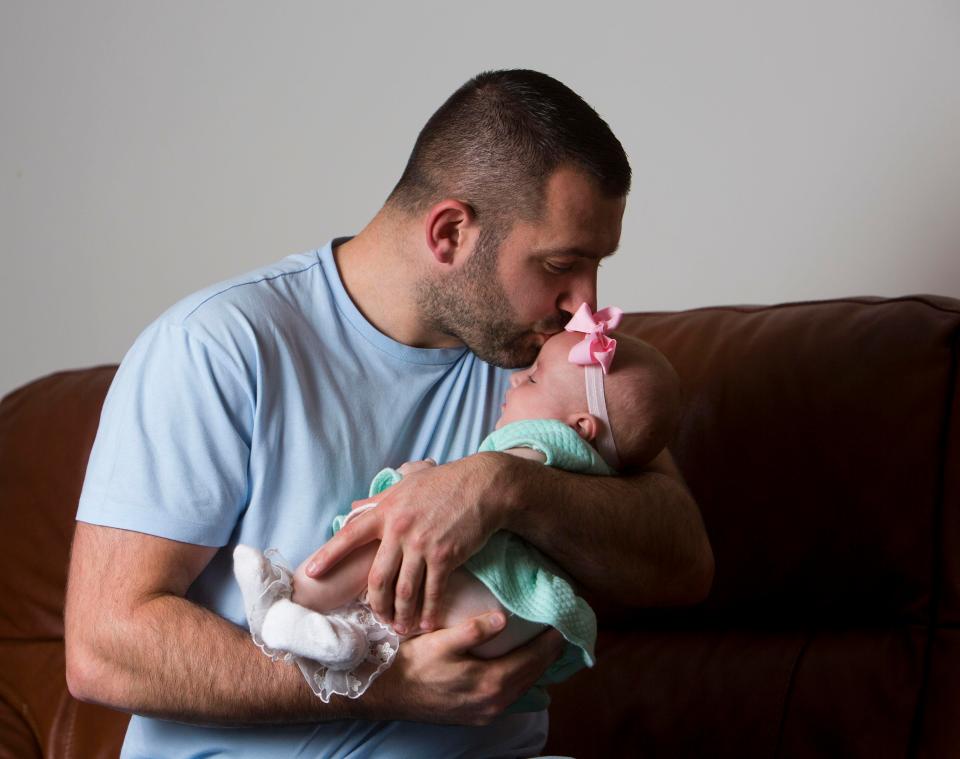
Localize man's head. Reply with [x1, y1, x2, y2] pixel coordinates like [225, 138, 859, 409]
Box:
[389, 70, 631, 367]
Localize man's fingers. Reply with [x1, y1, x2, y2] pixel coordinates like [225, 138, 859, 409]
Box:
[500, 627, 566, 686]
[484, 628, 566, 710]
[366, 543, 403, 623]
[391, 555, 425, 634]
[305, 515, 379, 577]
[437, 612, 507, 656]
[418, 566, 450, 632]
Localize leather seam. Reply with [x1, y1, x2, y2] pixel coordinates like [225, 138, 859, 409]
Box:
[0, 679, 43, 756]
[772, 628, 814, 758]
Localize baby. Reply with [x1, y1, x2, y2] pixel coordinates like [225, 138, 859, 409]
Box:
[233, 304, 681, 705]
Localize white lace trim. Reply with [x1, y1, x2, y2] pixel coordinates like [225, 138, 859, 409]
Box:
[293, 594, 402, 703]
[251, 549, 401, 703]
[247, 548, 296, 662]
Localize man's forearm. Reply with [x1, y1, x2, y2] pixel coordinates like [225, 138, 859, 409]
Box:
[66, 522, 559, 728]
[67, 591, 373, 724]
[493, 453, 714, 606]
[67, 575, 562, 730]
[64, 523, 405, 724]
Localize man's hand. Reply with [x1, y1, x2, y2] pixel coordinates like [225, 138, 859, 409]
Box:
[304, 453, 509, 634]
[366, 613, 565, 725]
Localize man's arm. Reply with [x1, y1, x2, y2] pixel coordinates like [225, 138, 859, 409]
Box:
[499, 447, 714, 607]
[64, 522, 564, 725]
[306, 448, 714, 633]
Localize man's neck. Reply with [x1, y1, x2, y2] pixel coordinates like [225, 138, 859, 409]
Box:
[333, 213, 464, 350]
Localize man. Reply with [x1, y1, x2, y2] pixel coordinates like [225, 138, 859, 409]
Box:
[65, 69, 713, 757]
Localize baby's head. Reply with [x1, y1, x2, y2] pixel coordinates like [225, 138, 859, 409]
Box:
[496, 328, 681, 470]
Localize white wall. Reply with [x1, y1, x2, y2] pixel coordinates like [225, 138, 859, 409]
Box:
[2, 1, 959, 397]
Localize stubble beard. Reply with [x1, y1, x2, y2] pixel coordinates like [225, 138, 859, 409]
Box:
[415, 230, 548, 369]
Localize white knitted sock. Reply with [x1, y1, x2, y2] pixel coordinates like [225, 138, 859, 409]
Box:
[261, 599, 368, 670]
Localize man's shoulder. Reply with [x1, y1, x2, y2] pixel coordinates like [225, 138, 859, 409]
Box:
[123, 248, 335, 384]
[163, 249, 326, 331]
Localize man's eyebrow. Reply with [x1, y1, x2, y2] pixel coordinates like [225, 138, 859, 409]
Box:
[534, 245, 619, 260]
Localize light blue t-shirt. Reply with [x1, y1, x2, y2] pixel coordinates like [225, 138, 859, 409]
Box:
[77, 239, 548, 758]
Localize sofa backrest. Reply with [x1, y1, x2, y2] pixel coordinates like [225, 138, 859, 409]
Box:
[623, 295, 958, 623]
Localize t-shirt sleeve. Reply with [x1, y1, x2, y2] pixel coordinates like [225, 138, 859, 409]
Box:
[76, 319, 253, 546]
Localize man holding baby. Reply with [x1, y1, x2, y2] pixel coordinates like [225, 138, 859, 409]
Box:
[65, 69, 713, 758]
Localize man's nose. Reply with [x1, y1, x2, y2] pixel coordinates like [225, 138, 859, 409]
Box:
[509, 370, 525, 388]
[558, 274, 598, 319]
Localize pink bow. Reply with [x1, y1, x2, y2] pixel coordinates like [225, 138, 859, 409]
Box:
[564, 303, 623, 374]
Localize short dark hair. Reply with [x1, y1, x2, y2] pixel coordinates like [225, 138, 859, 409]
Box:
[387, 69, 631, 232]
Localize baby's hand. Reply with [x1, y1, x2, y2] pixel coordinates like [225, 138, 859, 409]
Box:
[397, 458, 437, 477]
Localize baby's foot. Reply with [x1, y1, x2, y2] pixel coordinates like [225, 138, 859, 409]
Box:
[261, 599, 368, 670]
[233, 545, 290, 633]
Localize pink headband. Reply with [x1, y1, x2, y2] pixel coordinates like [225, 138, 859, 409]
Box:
[565, 303, 623, 468]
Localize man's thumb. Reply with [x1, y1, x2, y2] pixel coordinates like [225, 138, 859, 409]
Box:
[443, 612, 506, 655]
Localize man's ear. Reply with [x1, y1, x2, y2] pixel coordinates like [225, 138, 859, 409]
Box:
[424, 200, 476, 265]
[568, 412, 599, 442]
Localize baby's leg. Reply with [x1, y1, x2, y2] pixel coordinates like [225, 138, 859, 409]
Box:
[290, 543, 548, 659]
[439, 568, 549, 659]
[292, 541, 380, 612]
[260, 543, 379, 667]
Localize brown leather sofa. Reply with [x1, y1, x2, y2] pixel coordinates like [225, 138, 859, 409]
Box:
[1, 295, 957, 758]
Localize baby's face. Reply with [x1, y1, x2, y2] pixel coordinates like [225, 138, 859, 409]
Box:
[495, 331, 588, 429]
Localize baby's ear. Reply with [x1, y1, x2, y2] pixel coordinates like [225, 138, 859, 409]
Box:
[567, 413, 599, 442]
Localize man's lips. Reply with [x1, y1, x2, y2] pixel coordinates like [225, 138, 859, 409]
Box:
[535, 322, 566, 340]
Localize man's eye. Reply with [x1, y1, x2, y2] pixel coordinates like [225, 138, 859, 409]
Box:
[545, 261, 574, 274]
